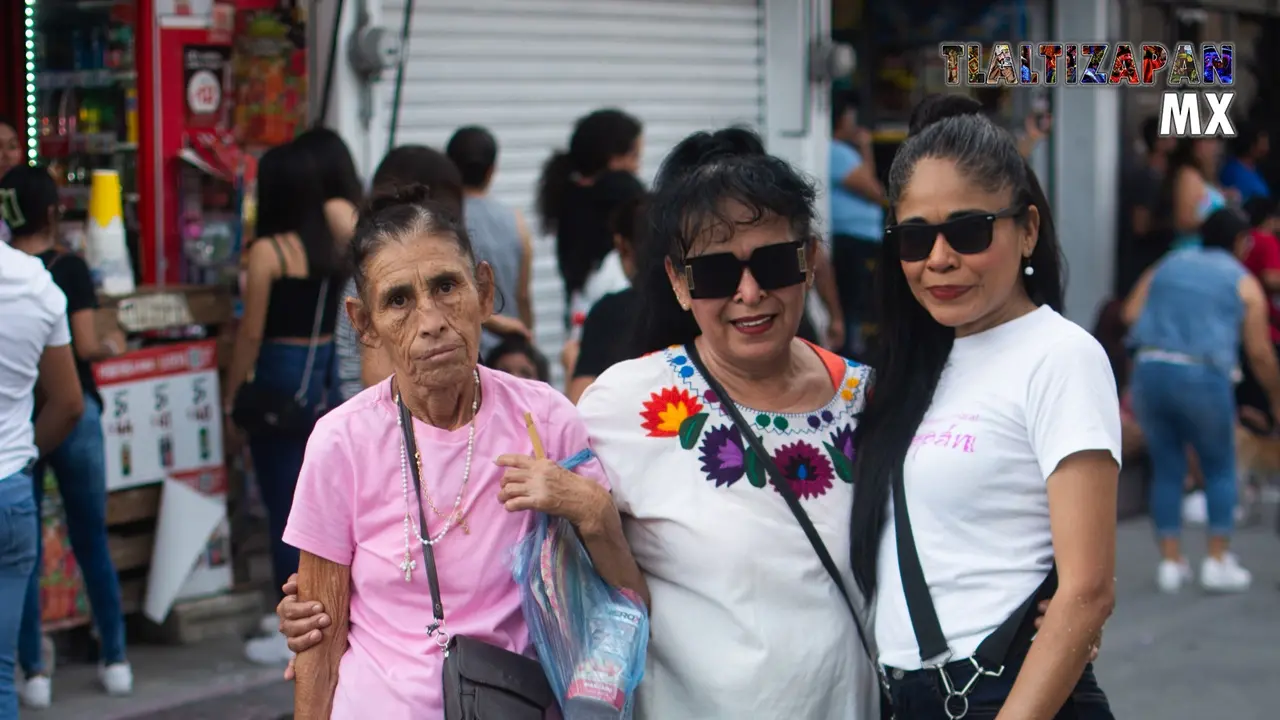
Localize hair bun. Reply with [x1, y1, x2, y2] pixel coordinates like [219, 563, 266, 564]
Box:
[908, 94, 985, 136]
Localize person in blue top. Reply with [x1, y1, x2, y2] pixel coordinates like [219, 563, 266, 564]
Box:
[1160, 138, 1228, 251]
[1124, 208, 1280, 595]
[1220, 122, 1271, 204]
[828, 91, 885, 359]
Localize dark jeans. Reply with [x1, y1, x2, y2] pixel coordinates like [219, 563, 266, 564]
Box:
[19, 394, 127, 673]
[0, 470, 39, 719]
[247, 341, 336, 597]
[832, 234, 880, 360]
[883, 660, 1112, 719]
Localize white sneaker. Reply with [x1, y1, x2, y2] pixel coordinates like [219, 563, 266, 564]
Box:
[1201, 554, 1252, 593]
[1182, 491, 1208, 525]
[99, 662, 133, 696]
[259, 612, 280, 636]
[244, 633, 293, 666]
[20, 675, 52, 709]
[1157, 558, 1192, 593]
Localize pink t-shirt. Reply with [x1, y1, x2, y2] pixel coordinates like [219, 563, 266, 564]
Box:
[283, 366, 608, 719]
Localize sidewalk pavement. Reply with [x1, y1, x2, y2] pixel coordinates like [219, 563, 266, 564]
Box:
[1095, 518, 1276, 720]
[20, 518, 1278, 719]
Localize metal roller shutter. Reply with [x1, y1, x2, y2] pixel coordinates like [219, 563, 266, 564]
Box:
[381, 0, 766, 387]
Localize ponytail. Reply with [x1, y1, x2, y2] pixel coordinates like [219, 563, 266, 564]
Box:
[536, 150, 573, 236]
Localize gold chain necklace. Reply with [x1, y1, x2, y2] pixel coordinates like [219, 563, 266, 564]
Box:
[414, 449, 470, 535]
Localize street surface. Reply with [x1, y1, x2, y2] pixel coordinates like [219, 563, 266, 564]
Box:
[23, 519, 1276, 719]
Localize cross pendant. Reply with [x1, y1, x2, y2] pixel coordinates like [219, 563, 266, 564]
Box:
[400, 550, 417, 581]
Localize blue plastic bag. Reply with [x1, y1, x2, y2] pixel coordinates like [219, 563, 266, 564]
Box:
[511, 449, 649, 719]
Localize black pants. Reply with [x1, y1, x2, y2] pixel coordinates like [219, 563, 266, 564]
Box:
[831, 234, 880, 360]
[882, 660, 1113, 719]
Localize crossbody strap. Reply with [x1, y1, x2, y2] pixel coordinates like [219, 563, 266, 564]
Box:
[684, 342, 878, 665]
[398, 395, 446, 626]
[891, 466, 1058, 670]
[293, 276, 330, 403]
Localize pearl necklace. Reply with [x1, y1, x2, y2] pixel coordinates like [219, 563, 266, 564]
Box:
[397, 369, 480, 582]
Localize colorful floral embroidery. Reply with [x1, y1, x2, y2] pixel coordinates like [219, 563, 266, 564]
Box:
[823, 424, 856, 484]
[640, 386, 704, 438]
[697, 425, 747, 487]
[772, 441, 834, 499]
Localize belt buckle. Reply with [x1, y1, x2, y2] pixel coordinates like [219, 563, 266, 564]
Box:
[936, 657, 1005, 720]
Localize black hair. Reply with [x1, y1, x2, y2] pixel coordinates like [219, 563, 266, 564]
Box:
[536, 108, 642, 236]
[484, 334, 550, 383]
[294, 126, 363, 205]
[631, 127, 817, 356]
[1140, 115, 1160, 153]
[1230, 121, 1266, 159]
[371, 145, 465, 221]
[348, 183, 475, 301]
[609, 192, 650, 249]
[446, 126, 498, 189]
[1244, 195, 1276, 228]
[0, 163, 58, 238]
[0, 115, 18, 135]
[254, 141, 342, 276]
[831, 90, 858, 132]
[849, 94, 1065, 598]
[1201, 207, 1250, 251]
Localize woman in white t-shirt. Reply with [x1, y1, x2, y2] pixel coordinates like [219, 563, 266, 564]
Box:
[850, 96, 1121, 718]
[0, 242, 85, 718]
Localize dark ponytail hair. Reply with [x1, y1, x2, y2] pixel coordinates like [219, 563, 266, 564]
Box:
[631, 127, 816, 356]
[535, 108, 642, 236]
[849, 95, 1065, 598]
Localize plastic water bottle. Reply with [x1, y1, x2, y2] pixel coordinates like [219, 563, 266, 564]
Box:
[563, 600, 644, 719]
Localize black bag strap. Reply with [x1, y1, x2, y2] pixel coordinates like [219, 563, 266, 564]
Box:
[891, 464, 1057, 670]
[398, 393, 446, 627]
[684, 342, 878, 665]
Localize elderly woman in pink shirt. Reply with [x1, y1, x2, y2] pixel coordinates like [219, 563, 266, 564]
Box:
[284, 184, 647, 719]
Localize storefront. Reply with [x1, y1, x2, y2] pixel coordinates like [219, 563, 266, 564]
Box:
[320, 0, 833, 384]
[6, 0, 308, 637]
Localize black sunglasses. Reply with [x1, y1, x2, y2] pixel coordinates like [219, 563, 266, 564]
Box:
[885, 206, 1026, 262]
[682, 241, 808, 300]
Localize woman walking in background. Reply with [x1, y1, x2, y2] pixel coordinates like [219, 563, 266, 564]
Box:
[537, 109, 646, 332]
[447, 125, 535, 358]
[294, 127, 363, 249]
[1161, 138, 1229, 252]
[225, 141, 347, 665]
[1125, 207, 1280, 593]
[2, 166, 132, 706]
[0, 238, 84, 720]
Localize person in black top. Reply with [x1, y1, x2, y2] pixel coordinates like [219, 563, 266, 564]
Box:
[0, 164, 134, 702]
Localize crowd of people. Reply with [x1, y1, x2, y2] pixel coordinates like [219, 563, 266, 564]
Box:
[0, 87, 1272, 719]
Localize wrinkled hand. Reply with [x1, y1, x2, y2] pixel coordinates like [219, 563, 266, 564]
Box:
[496, 455, 609, 533]
[485, 314, 533, 341]
[1033, 599, 1102, 662]
[276, 573, 329, 681]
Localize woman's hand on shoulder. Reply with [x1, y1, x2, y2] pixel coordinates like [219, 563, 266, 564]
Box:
[495, 455, 612, 535]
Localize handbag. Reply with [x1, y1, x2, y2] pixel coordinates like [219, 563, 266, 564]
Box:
[397, 396, 556, 720]
[684, 343, 892, 719]
[231, 277, 333, 438]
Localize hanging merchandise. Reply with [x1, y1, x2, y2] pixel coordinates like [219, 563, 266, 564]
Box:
[232, 5, 307, 149]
